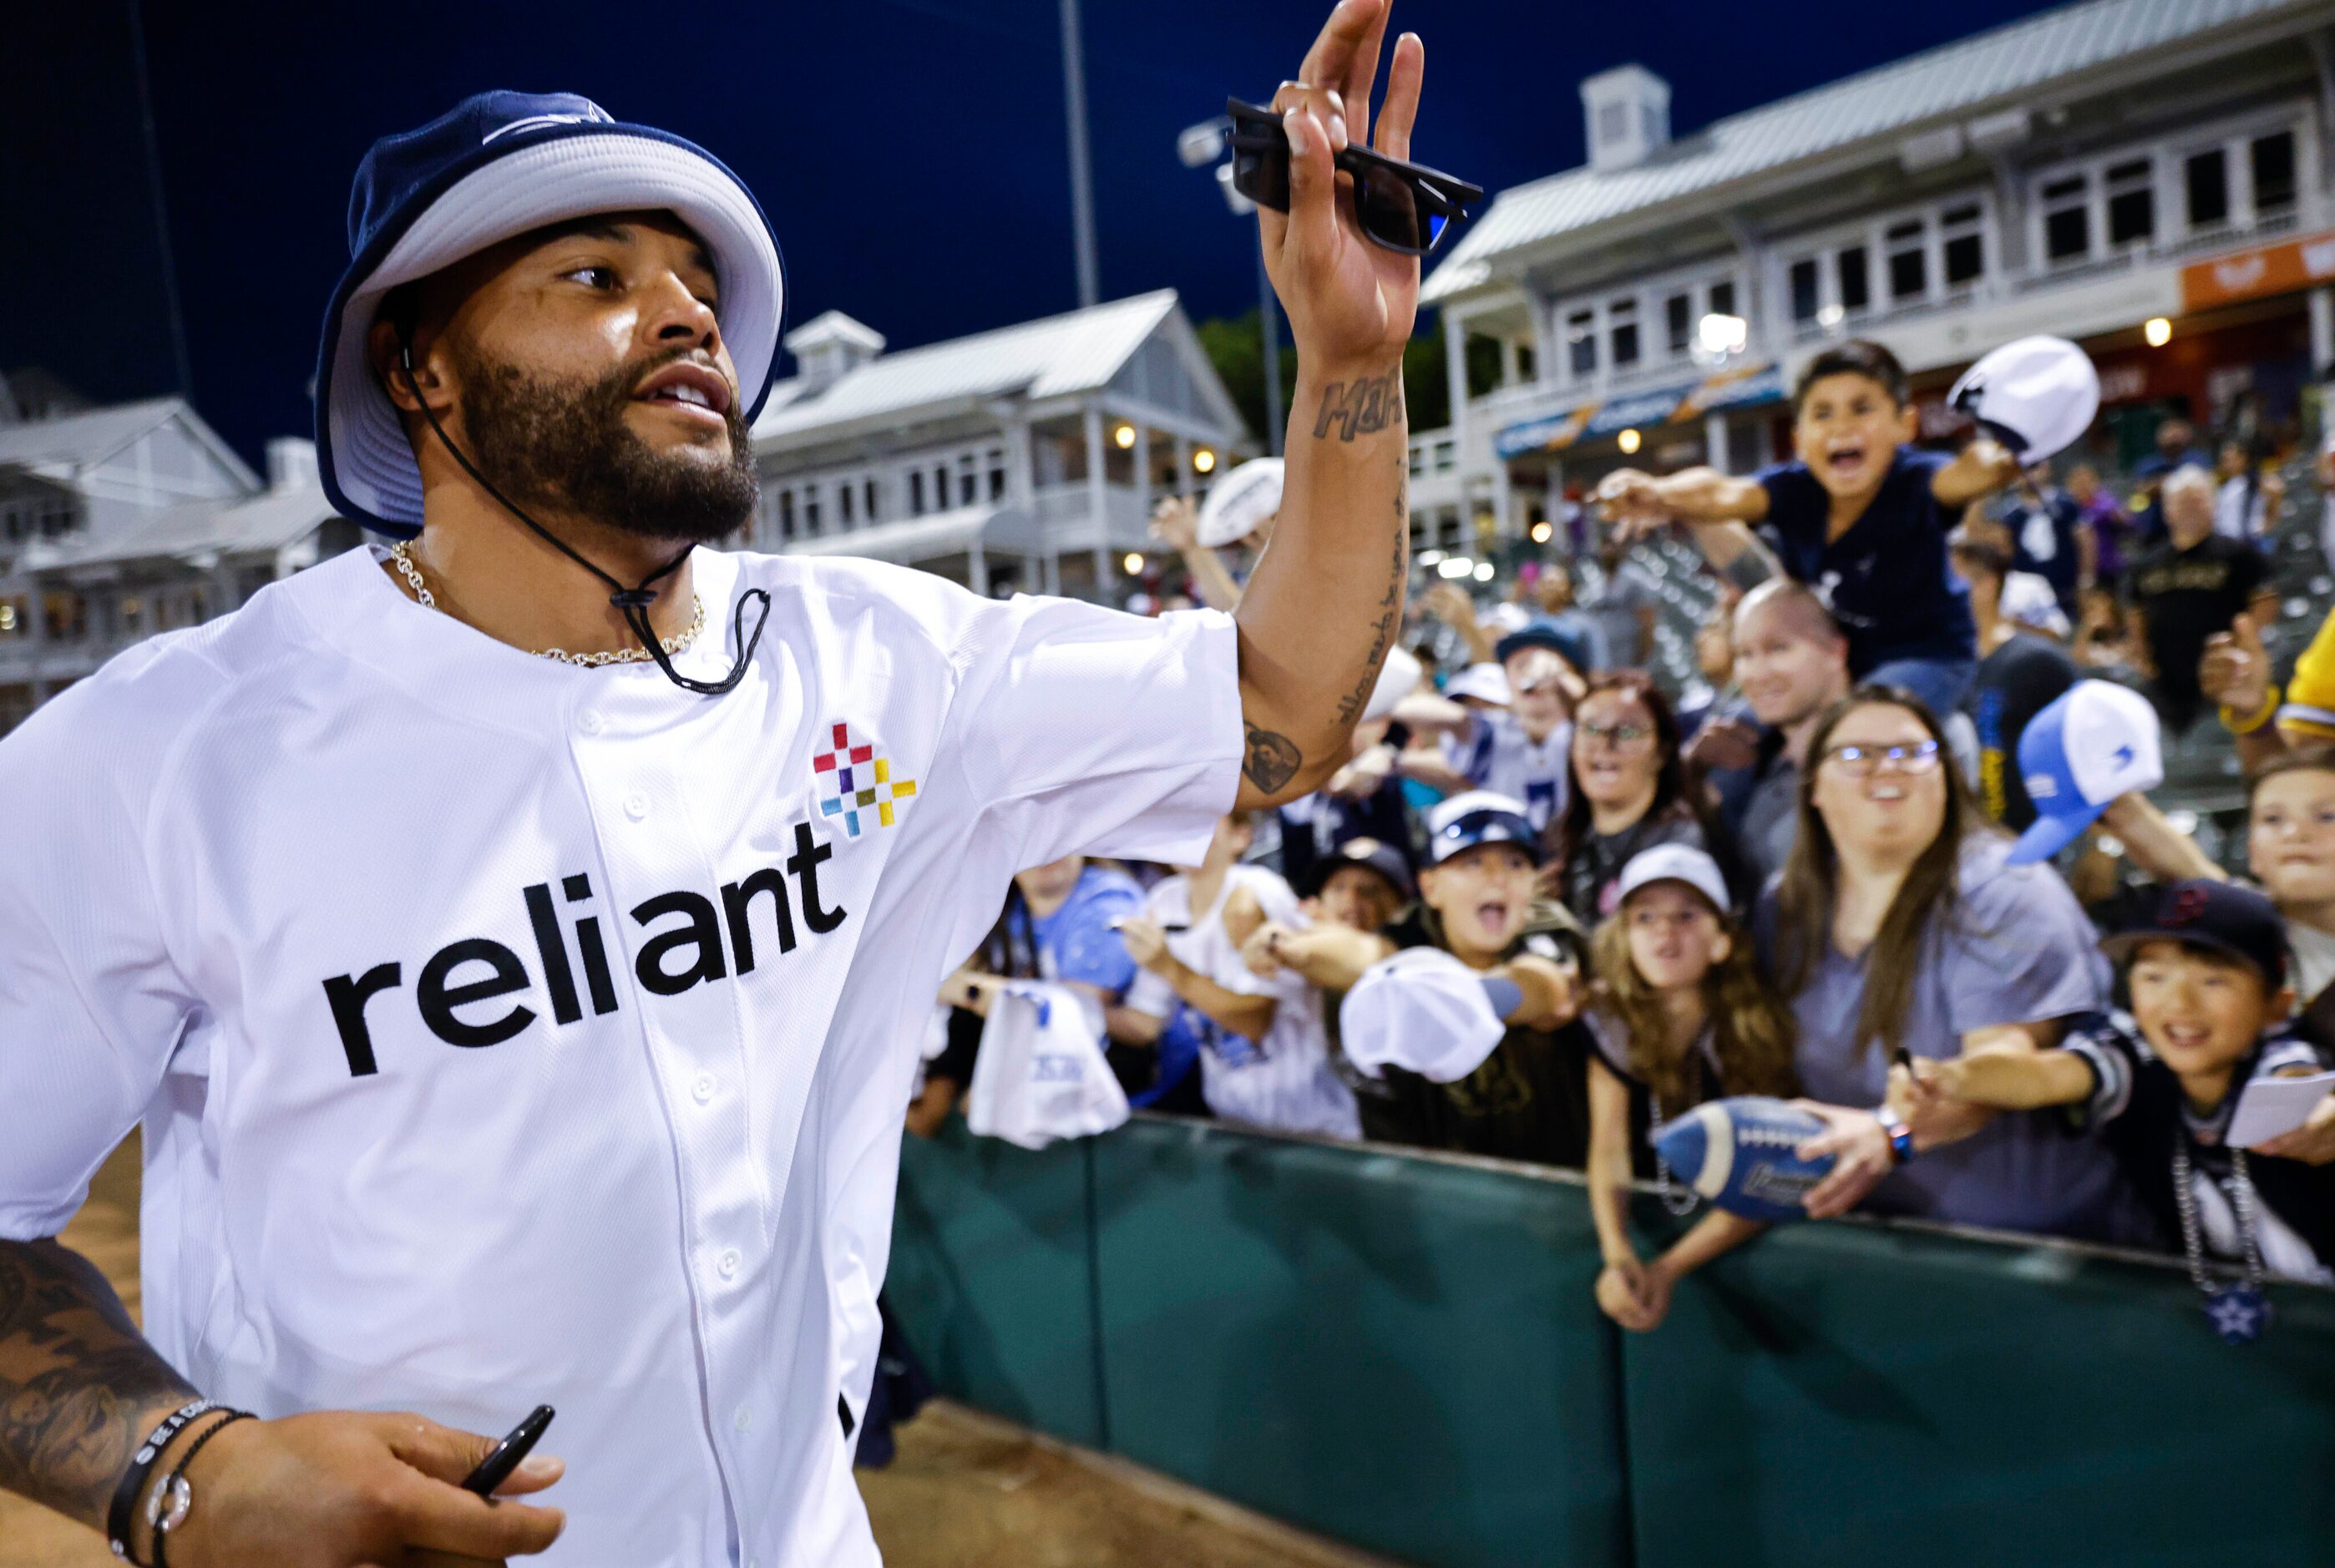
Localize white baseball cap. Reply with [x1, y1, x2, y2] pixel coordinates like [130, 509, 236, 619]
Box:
[1442, 662, 1512, 706]
[1195, 458, 1284, 548]
[1424, 790, 1542, 866]
[1360, 645, 1423, 723]
[1614, 844, 1731, 916]
[1948, 336, 2100, 463]
[1999, 571, 2072, 639]
[1339, 947, 1506, 1082]
[2008, 680, 2164, 864]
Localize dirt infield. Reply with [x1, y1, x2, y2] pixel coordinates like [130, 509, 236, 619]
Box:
[1, 1141, 1379, 1568]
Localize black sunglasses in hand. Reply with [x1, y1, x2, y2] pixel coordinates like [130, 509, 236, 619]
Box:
[1225, 97, 1482, 257]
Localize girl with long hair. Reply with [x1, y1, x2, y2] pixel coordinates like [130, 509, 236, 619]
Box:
[1584, 846, 1797, 1332]
[1764, 686, 2140, 1240]
[1547, 671, 1709, 927]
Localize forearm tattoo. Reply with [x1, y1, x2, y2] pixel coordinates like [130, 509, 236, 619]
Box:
[0, 1239, 195, 1527]
[1310, 369, 1404, 443]
[1243, 721, 1301, 794]
[1335, 462, 1411, 725]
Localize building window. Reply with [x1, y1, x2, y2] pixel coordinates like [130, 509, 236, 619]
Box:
[909, 471, 924, 514]
[1886, 220, 1927, 301]
[2042, 175, 2090, 263]
[777, 490, 796, 539]
[2106, 158, 2155, 246]
[1609, 298, 1639, 367]
[987, 449, 1007, 502]
[1567, 309, 1597, 377]
[804, 488, 823, 534]
[865, 478, 879, 520]
[1788, 258, 1820, 324]
[840, 482, 855, 525]
[2253, 130, 2297, 214]
[1517, 343, 1536, 381]
[1433, 439, 1456, 473]
[1942, 202, 1984, 287]
[1837, 245, 1870, 314]
[2186, 148, 2230, 229]
[1664, 292, 1691, 356]
[933, 466, 950, 509]
[959, 456, 977, 507]
[1708, 279, 1736, 321]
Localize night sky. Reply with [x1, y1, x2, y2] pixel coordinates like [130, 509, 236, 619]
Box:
[5, 0, 2063, 464]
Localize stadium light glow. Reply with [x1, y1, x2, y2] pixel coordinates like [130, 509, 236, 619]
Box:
[1113, 424, 1137, 449]
[1193, 448, 1217, 473]
[1530, 520, 1553, 544]
[2144, 316, 2172, 347]
[1473, 562, 1495, 582]
[1418, 549, 1445, 567]
[1618, 428, 1643, 455]
[1436, 557, 1474, 579]
[1122, 552, 1145, 574]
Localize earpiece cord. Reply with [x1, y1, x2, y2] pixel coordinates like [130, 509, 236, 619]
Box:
[398, 341, 770, 695]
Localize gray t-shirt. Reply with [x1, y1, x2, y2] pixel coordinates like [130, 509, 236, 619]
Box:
[1735, 752, 1801, 892]
[1755, 835, 2145, 1242]
[1580, 568, 1662, 670]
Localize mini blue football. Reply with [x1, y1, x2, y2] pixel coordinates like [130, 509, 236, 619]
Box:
[1649, 1096, 1836, 1223]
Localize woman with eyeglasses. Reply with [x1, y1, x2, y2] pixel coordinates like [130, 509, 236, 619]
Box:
[1547, 672, 1713, 928]
[1756, 686, 2145, 1240]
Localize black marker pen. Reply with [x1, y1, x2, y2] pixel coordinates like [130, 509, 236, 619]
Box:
[463, 1405, 555, 1497]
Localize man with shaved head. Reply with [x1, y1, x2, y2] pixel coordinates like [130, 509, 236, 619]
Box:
[2126, 463, 2279, 733]
[1705, 579, 1851, 887]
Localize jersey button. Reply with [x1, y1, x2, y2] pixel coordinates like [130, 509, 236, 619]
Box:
[692, 1070, 717, 1104]
[577, 709, 605, 736]
[623, 792, 651, 821]
[718, 1248, 742, 1279]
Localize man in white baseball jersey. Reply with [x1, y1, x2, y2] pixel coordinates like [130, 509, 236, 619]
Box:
[0, 5, 1434, 1564]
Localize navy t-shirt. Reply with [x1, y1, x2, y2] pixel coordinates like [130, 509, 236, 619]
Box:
[1756, 446, 1978, 675]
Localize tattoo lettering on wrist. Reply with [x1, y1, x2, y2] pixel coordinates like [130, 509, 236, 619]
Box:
[1335, 489, 1411, 725]
[1311, 369, 1404, 443]
[0, 1240, 198, 1527]
[1243, 721, 1301, 793]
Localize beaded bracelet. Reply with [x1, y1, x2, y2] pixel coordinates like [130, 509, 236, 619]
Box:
[109, 1400, 218, 1562]
[147, 1409, 254, 1568]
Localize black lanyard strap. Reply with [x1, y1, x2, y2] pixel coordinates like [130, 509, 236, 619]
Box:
[398, 341, 770, 695]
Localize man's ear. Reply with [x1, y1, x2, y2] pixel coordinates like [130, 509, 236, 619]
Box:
[368, 315, 448, 417]
[1895, 399, 1921, 444]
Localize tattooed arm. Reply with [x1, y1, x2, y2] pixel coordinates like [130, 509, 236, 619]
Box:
[0, 1237, 195, 1530]
[1232, 0, 1423, 809]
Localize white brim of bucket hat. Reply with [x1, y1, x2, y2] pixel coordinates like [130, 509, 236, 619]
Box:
[320, 129, 782, 534]
[1195, 458, 1284, 549]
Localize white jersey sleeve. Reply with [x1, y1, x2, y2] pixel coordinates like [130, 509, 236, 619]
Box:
[0, 640, 213, 1240]
[945, 593, 1244, 870]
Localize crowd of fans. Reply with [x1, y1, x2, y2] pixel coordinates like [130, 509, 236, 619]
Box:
[909, 336, 2335, 1338]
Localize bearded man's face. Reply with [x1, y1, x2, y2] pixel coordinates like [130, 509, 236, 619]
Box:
[388, 210, 760, 544]
[452, 335, 757, 544]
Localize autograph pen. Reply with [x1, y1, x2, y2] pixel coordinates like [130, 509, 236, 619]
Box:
[463, 1405, 555, 1497]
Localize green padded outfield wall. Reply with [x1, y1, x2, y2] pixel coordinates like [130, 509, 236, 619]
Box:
[1089, 1120, 1631, 1567]
[884, 1127, 1106, 1449]
[890, 1116, 2335, 1567]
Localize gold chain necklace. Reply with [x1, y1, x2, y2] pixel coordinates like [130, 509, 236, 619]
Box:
[387, 540, 705, 667]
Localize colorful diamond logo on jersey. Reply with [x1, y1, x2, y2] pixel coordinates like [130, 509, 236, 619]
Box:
[812, 721, 916, 839]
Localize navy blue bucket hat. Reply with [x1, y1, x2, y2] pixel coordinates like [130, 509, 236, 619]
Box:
[315, 91, 785, 538]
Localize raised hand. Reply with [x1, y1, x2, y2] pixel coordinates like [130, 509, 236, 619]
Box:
[1262, 0, 1424, 382]
[2200, 612, 2270, 716]
[1150, 495, 1201, 554]
[1594, 469, 1666, 542]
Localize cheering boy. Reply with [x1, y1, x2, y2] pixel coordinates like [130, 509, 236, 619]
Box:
[1922, 880, 2335, 1338]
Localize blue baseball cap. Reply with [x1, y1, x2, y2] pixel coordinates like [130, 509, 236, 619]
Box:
[1495, 617, 1593, 678]
[2006, 680, 2163, 865]
[1426, 791, 1543, 867]
[315, 91, 786, 537]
